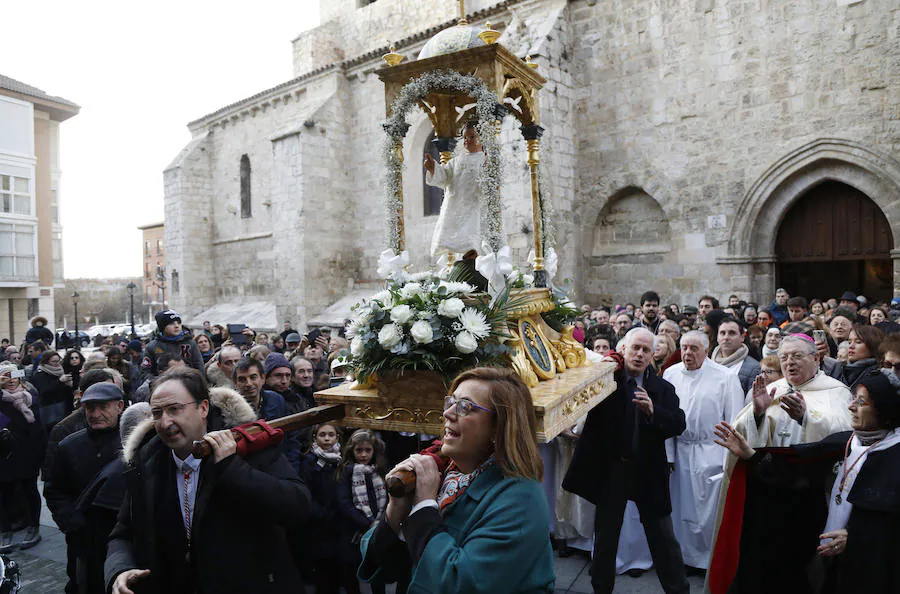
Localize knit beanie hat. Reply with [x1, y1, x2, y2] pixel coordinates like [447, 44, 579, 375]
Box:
[263, 352, 293, 377]
[858, 369, 900, 430]
[155, 309, 181, 333]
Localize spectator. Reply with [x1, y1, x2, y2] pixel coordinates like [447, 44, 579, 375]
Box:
[590, 309, 611, 326]
[247, 344, 271, 364]
[210, 324, 225, 349]
[651, 334, 677, 376]
[195, 334, 214, 364]
[698, 295, 719, 319]
[280, 320, 297, 342]
[784, 296, 809, 325]
[711, 317, 761, 394]
[0, 363, 45, 553]
[32, 349, 74, 434]
[839, 291, 860, 312]
[634, 291, 662, 334]
[756, 308, 774, 329]
[768, 288, 790, 326]
[879, 333, 900, 375]
[758, 355, 783, 388]
[745, 326, 765, 360]
[133, 354, 185, 403]
[106, 347, 135, 395]
[868, 306, 887, 326]
[44, 383, 125, 593]
[263, 353, 309, 463]
[809, 299, 826, 321]
[62, 349, 84, 393]
[829, 307, 858, 350]
[284, 333, 303, 358]
[291, 357, 318, 410]
[139, 310, 205, 376]
[743, 306, 758, 327]
[614, 313, 633, 340]
[25, 315, 54, 347]
[839, 325, 884, 392]
[206, 345, 240, 389]
[5, 346, 21, 367]
[836, 341, 850, 363]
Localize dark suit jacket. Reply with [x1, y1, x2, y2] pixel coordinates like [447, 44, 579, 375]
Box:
[562, 367, 686, 515]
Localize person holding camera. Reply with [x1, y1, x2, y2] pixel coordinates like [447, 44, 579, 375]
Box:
[0, 363, 45, 553]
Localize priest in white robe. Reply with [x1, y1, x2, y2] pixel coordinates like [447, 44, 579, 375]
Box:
[663, 331, 745, 570]
[705, 333, 853, 593]
[424, 122, 484, 259]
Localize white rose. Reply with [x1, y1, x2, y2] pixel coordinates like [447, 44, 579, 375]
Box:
[455, 331, 478, 354]
[390, 304, 414, 324]
[378, 324, 402, 348]
[410, 320, 434, 344]
[437, 297, 465, 318]
[355, 306, 374, 324]
[400, 282, 424, 299]
[350, 337, 366, 357]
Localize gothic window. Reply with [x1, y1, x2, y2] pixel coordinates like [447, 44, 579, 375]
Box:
[240, 154, 252, 218]
[423, 132, 444, 217]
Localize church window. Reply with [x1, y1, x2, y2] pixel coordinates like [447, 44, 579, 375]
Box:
[240, 154, 252, 218]
[423, 132, 444, 217]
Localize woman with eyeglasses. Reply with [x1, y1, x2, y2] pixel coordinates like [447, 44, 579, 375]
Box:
[715, 368, 900, 593]
[358, 367, 554, 593]
[839, 325, 884, 392]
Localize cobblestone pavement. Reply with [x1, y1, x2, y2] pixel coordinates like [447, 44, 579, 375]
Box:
[3, 489, 704, 593]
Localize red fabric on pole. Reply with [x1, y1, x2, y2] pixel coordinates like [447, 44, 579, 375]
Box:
[708, 459, 748, 594]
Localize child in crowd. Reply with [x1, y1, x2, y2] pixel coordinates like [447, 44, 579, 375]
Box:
[337, 429, 408, 594]
[300, 423, 348, 594]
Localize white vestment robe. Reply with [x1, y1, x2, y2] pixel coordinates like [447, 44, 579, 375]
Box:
[663, 360, 745, 568]
[424, 151, 483, 258]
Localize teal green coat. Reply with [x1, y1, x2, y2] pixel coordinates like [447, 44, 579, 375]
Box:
[359, 464, 555, 593]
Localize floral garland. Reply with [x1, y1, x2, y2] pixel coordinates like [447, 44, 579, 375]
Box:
[382, 70, 504, 254]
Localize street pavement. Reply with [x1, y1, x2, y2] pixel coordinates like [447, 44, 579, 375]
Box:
[4, 489, 704, 593]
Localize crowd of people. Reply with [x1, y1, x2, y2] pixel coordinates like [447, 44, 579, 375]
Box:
[0, 284, 897, 593]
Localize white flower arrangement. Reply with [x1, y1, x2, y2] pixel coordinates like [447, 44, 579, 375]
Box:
[348, 273, 512, 383]
[381, 70, 504, 254]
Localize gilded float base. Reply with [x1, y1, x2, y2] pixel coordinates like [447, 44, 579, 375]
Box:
[315, 361, 616, 443]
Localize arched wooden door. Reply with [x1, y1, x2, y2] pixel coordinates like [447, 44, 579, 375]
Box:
[776, 181, 893, 301]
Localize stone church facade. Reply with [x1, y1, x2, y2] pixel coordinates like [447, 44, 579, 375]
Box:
[165, 0, 900, 328]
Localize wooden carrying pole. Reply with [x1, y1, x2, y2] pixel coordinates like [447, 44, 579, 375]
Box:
[191, 403, 346, 459]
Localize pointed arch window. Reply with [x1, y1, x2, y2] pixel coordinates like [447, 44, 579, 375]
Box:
[240, 154, 252, 218]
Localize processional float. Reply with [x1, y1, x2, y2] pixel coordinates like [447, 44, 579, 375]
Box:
[315, 2, 616, 441]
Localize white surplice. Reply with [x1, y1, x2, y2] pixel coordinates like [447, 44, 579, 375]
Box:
[424, 151, 484, 258]
[663, 360, 745, 568]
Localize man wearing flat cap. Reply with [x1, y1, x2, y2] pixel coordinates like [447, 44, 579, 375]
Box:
[45, 382, 125, 594]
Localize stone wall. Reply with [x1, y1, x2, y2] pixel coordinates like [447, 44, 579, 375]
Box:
[568, 0, 900, 306]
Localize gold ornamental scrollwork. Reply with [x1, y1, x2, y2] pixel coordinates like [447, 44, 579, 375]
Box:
[562, 379, 605, 417]
[354, 406, 444, 424]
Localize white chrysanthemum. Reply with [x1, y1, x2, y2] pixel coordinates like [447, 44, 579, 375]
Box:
[454, 331, 478, 354]
[390, 304, 414, 324]
[458, 308, 491, 339]
[378, 324, 402, 349]
[437, 297, 465, 318]
[399, 282, 424, 300]
[410, 320, 434, 345]
[350, 337, 366, 357]
[353, 305, 374, 325]
[408, 271, 434, 283]
[371, 290, 393, 307]
[522, 274, 534, 286]
[440, 281, 475, 295]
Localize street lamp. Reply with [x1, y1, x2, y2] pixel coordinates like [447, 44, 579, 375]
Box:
[155, 265, 167, 309]
[72, 291, 80, 343]
[126, 282, 137, 338]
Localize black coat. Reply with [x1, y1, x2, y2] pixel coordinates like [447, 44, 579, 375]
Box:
[562, 367, 686, 515]
[31, 369, 74, 430]
[0, 388, 45, 482]
[43, 426, 122, 534]
[25, 325, 54, 347]
[299, 453, 341, 560]
[840, 438, 900, 594]
[104, 389, 311, 594]
[76, 457, 129, 594]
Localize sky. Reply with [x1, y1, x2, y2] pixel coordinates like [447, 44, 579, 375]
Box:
[0, 0, 320, 278]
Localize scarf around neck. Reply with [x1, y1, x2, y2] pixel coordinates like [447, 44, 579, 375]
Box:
[712, 343, 749, 368]
[842, 357, 877, 387]
[311, 442, 341, 468]
[1, 386, 33, 423]
[39, 362, 64, 377]
[437, 455, 495, 514]
[351, 463, 387, 521]
[855, 428, 888, 446]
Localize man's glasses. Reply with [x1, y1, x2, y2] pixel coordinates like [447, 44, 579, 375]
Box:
[151, 400, 200, 420]
[779, 352, 811, 363]
[444, 395, 495, 417]
[882, 361, 900, 376]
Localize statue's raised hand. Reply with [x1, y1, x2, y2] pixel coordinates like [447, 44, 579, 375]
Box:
[424, 153, 435, 174]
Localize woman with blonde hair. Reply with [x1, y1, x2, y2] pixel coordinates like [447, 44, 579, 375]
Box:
[359, 367, 554, 592]
[652, 333, 677, 375]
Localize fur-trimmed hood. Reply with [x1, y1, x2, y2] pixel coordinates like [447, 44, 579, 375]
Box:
[205, 358, 233, 389]
[29, 315, 48, 327]
[123, 386, 256, 463]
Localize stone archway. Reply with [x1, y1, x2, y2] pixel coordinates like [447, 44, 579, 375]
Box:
[718, 139, 900, 302]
